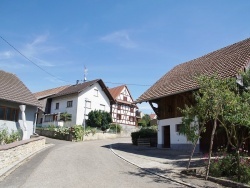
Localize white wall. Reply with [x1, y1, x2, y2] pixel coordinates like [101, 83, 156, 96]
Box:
[76, 83, 111, 125]
[50, 94, 78, 126]
[0, 101, 37, 139]
[158, 117, 198, 150]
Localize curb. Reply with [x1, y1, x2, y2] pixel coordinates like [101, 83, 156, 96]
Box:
[110, 144, 199, 188]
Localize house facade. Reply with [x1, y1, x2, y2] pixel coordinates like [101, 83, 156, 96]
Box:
[136, 38, 250, 151]
[108, 85, 138, 132]
[0, 70, 40, 140]
[35, 79, 115, 127]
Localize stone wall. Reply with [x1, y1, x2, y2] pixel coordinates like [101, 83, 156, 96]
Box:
[0, 137, 46, 175]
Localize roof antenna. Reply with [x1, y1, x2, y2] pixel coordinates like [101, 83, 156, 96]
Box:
[84, 66, 88, 82]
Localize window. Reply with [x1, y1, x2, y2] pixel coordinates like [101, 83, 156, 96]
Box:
[130, 107, 134, 113]
[94, 89, 98, 97]
[129, 116, 134, 122]
[100, 104, 105, 111]
[86, 101, 91, 109]
[123, 96, 127, 101]
[117, 105, 121, 110]
[67, 101, 73, 108]
[55, 103, 59, 109]
[0, 106, 19, 122]
[176, 124, 183, 133]
[117, 114, 121, 120]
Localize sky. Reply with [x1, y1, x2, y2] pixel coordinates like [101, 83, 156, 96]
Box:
[0, 0, 250, 114]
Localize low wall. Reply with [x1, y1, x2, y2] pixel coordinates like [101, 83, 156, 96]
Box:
[0, 137, 46, 175]
[84, 133, 118, 141]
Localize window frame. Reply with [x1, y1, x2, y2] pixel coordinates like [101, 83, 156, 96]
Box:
[67, 101, 73, 108]
[0, 106, 19, 122]
[55, 103, 59, 110]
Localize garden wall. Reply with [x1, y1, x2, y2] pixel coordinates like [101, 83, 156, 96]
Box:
[0, 137, 46, 175]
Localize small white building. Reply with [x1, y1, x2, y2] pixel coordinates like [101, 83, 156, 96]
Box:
[35, 79, 115, 127]
[0, 70, 40, 140]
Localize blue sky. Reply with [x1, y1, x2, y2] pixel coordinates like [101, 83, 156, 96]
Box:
[0, 0, 250, 114]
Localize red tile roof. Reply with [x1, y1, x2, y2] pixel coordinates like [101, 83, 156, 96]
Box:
[108, 85, 126, 99]
[137, 38, 250, 103]
[0, 70, 40, 107]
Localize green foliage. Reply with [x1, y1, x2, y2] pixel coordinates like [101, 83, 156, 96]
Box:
[85, 126, 97, 136]
[71, 125, 84, 141]
[86, 110, 112, 131]
[179, 71, 250, 181]
[0, 128, 21, 145]
[60, 112, 72, 122]
[109, 123, 122, 133]
[138, 114, 151, 127]
[38, 125, 88, 142]
[206, 148, 250, 184]
[131, 126, 157, 145]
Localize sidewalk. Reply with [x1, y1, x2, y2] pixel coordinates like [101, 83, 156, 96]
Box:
[110, 138, 245, 188]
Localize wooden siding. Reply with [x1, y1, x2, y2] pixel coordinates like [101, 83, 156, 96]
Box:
[151, 91, 194, 120]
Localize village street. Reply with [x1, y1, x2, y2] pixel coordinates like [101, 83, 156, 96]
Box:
[0, 138, 226, 188]
[0, 137, 191, 188]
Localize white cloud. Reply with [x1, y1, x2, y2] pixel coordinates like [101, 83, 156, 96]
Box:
[0, 51, 15, 59]
[101, 30, 137, 49]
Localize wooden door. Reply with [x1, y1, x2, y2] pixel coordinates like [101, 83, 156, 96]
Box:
[164, 126, 170, 148]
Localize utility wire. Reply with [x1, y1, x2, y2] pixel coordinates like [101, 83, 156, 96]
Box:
[0, 35, 70, 83]
[1, 35, 152, 87]
[104, 81, 151, 87]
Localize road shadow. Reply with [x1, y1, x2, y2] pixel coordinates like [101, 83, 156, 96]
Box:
[102, 142, 206, 169]
[122, 167, 181, 185]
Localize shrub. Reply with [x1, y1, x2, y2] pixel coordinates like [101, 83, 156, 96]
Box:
[206, 147, 250, 184]
[71, 125, 84, 141]
[109, 123, 122, 133]
[0, 128, 21, 145]
[86, 110, 112, 131]
[131, 126, 157, 145]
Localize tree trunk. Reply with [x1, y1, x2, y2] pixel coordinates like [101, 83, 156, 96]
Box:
[205, 119, 217, 180]
[187, 140, 198, 170]
[187, 129, 202, 170]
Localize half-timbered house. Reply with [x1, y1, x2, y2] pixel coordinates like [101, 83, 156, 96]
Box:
[136, 38, 250, 151]
[109, 85, 138, 132]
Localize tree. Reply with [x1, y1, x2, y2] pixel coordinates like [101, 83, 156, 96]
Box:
[180, 74, 234, 180]
[60, 112, 72, 122]
[180, 72, 250, 181]
[139, 114, 151, 127]
[86, 110, 112, 130]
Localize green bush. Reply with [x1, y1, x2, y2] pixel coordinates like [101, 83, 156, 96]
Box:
[206, 149, 250, 184]
[0, 128, 21, 145]
[86, 110, 112, 131]
[71, 125, 84, 141]
[131, 126, 157, 145]
[109, 123, 122, 133]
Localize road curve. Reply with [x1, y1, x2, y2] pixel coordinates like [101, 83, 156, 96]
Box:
[0, 138, 185, 188]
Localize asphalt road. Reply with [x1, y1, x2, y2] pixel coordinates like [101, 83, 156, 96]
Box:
[0, 138, 185, 188]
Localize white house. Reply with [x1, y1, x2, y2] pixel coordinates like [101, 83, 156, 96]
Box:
[34, 79, 115, 127]
[108, 85, 138, 132]
[136, 37, 250, 151]
[0, 70, 41, 140]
